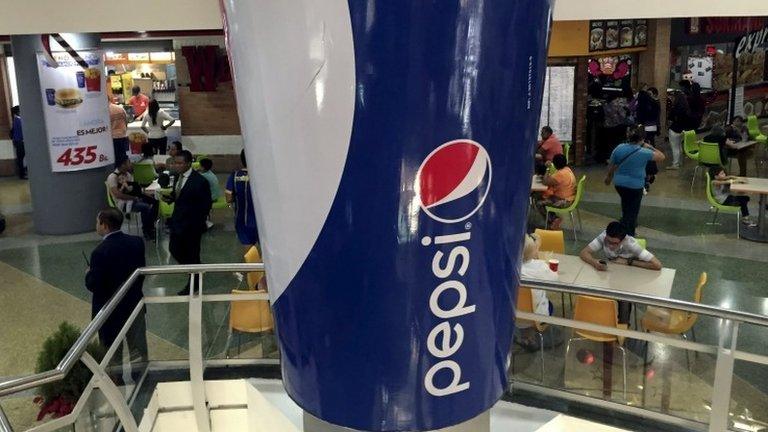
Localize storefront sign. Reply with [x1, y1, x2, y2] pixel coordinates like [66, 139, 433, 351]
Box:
[689, 17, 766, 36]
[589, 19, 647, 53]
[735, 27, 768, 59]
[36, 50, 114, 172]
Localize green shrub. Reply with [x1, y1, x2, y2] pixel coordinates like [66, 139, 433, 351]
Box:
[35, 322, 105, 405]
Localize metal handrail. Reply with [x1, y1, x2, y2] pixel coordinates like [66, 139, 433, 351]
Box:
[2, 264, 768, 409]
[0, 263, 264, 397]
[521, 277, 768, 327]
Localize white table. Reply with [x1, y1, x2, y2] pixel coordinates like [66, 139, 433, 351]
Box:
[536, 415, 631, 432]
[528, 253, 676, 299]
[574, 261, 676, 298]
[730, 177, 768, 242]
[728, 140, 757, 151]
[531, 175, 547, 193]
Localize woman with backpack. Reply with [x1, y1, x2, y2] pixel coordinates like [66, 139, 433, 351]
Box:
[604, 125, 666, 236]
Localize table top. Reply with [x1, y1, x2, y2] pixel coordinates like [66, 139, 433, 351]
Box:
[527, 253, 675, 299]
[729, 177, 768, 195]
[531, 175, 547, 193]
[538, 253, 582, 285]
[537, 415, 631, 432]
[728, 140, 757, 151]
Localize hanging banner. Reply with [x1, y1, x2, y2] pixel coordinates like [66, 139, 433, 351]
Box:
[36, 50, 114, 172]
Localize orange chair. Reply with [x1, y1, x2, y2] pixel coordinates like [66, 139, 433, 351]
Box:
[224, 288, 274, 357]
[514, 286, 549, 382]
[642, 272, 707, 370]
[244, 246, 265, 290]
[534, 229, 565, 254]
[534, 229, 570, 313]
[566, 295, 628, 399]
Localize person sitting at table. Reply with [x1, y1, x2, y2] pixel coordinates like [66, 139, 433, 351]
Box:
[534, 126, 563, 175]
[535, 154, 575, 230]
[705, 125, 752, 177]
[517, 233, 555, 351]
[709, 166, 754, 226]
[107, 156, 158, 240]
[135, 143, 158, 175]
[580, 221, 662, 323]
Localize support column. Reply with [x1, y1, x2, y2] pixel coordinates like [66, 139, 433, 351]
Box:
[304, 410, 490, 432]
[639, 19, 672, 140]
[10, 33, 111, 234]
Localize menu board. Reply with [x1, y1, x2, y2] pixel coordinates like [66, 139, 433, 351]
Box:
[539, 66, 575, 142]
[36, 50, 114, 172]
[590, 19, 648, 52]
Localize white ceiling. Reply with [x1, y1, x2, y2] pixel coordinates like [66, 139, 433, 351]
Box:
[0, 0, 767, 35]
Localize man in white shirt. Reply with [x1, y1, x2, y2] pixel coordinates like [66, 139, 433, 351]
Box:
[580, 221, 662, 324]
[579, 221, 662, 272]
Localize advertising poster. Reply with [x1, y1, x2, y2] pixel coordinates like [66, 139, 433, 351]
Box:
[619, 20, 635, 48]
[36, 50, 114, 172]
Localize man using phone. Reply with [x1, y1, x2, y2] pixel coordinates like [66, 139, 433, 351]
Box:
[579, 221, 662, 324]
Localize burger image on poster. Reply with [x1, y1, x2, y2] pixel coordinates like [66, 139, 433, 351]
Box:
[55, 88, 83, 109]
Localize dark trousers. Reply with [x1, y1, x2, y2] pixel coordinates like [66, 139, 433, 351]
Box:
[724, 195, 750, 217]
[113, 137, 129, 157]
[12, 140, 25, 179]
[618, 301, 632, 325]
[130, 197, 158, 236]
[149, 137, 168, 155]
[615, 186, 644, 237]
[170, 229, 203, 291]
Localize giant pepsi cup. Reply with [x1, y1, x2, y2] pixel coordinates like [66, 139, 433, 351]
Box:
[221, 1, 552, 430]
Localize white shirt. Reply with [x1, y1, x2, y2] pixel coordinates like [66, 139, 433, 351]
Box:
[141, 109, 174, 139]
[587, 231, 654, 262]
[176, 167, 193, 193]
[520, 259, 556, 325]
[106, 169, 135, 212]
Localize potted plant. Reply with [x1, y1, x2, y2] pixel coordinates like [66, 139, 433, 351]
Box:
[33, 322, 105, 421]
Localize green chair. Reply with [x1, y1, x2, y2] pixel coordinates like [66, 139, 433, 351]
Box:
[546, 175, 586, 241]
[212, 195, 229, 210]
[683, 130, 700, 161]
[132, 163, 157, 187]
[192, 161, 202, 171]
[747, 115, 768, 144]
[105, 182, 140, 233]
[704, 172, 741, 239]
[563, 142, 572, 165]
[634, 238, 647, 250]
[691, 142, 723, 193]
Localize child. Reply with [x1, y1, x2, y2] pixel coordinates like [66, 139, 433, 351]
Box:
[516, 233, 556, 351]
[709, 166, 754, 226]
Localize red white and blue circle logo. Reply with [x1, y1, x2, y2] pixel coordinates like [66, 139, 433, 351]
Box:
[416, 140, 492, 224]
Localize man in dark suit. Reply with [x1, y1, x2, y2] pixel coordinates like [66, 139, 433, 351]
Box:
[85, 208, 147, 354]
[165, 150, 212, 295]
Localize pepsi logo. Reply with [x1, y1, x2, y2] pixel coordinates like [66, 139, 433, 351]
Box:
[416, 140, 492, 224]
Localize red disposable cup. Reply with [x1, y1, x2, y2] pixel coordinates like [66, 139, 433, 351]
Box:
[548, 259, 560, 272]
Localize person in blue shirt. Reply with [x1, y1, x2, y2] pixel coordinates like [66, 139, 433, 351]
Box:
[604, 125, 665, 236]
[10, 106, 26, 179]
[226, 150, 259, 250]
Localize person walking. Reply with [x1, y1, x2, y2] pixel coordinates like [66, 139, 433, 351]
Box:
[667, 91, 691, 170]
[226, 150, 260, 252]
[636, 88, 661, 146]
[604, 125, 665, 236]
[85, 208, 147, 355]
[141, 100, 176, 155]
[164, 150, 212, 295]
[10, 106, 26, 179]
[109, 97, 129, 158]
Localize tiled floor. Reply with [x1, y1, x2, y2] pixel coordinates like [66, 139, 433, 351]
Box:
[1, 156, 768, 431]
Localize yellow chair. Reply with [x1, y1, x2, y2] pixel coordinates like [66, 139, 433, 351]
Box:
[534, 229, 568, 313]
[566, 295, 628, 400]
[534, 229, 565, 254]
[224, 289, 274, 357]
[514, 286, 549, 383]
[642, 272, 707, 370]
[244, 246, 265, 290]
